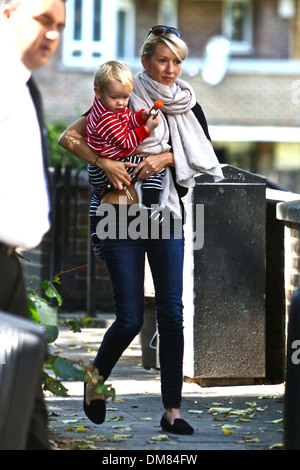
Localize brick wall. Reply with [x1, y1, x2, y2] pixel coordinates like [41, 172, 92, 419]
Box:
[253, 0, 290, 58]
[277, 201, 300, 316]
[178, 1, 222, 57]
[189, 73, 299, 128]
[276, 200, 300, 381]
[282, 221, 300, 313]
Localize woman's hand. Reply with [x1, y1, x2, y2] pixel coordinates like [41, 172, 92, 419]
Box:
[100, 158, 137, 190]
[133, 151, 174, 180]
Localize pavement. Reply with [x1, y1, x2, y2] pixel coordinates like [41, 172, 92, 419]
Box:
[45, 314, 285, 453]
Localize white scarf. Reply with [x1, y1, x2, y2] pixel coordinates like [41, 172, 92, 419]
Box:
[130, 72, 223, 217]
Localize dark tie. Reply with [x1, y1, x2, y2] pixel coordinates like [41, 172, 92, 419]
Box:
[26, 76, 51, 195]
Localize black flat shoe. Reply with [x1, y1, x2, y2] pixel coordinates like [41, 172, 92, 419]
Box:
[83, 382, 106, 424]
[160, 414, 194, 435]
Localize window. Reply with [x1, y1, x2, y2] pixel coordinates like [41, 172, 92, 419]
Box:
[62, 0, 135, 68]
[223, 0, 253, 54]
[116, 0, 135, 60]
[158, 0, 178, 28]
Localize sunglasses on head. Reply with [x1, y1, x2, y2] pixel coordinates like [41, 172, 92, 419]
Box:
[148, 25, 182, 39]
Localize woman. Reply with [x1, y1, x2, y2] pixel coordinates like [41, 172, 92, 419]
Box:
[59, 25, 223, 435]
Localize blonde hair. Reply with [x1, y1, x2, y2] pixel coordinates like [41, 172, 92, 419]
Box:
[141, 31, 188, 61]
[94, 60, 134, 92]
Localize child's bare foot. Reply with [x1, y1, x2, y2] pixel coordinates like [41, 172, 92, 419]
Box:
[85, 384, 104, 405]
[85, 385, 104, 405]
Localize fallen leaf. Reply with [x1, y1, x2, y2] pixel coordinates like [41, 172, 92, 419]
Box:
[108, 434, 128, 442]
[224, 425, 241, 429]
[230, 409, 256, 419]
[208, 407, 232, 415]
[106, 415, 124, 422]
[222, 426, 232, 435]
[230, 409, 255, 415]
[75, 425, 89, 433]
[269, 443, 284, 450]
[86, 434, 106, 441]
[150, 434, 169, 441]
[112, 425, 132, 431]
[70, 441, 97, 450]
[242, 436, 260, 443]
[65, 426, 74, 431]
[60, 419, 79, 424]
[221, 424, 241, 435]
[224, 397, 235, 403]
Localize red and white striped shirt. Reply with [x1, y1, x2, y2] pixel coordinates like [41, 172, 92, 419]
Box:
[86, 96, 150, 159]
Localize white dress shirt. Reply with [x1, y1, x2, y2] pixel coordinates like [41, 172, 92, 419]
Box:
[0, 32, 50, 249]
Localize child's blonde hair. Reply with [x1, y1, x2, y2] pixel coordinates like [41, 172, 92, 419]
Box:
[94, 60, 134, 92]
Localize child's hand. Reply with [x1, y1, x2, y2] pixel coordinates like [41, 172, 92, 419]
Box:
[145, 114, 159, 133]
[142, 110, 150, 121]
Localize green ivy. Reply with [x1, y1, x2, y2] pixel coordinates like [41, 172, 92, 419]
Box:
[27, 270, 115, 401]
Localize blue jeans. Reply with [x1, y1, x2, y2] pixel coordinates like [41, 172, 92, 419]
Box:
[93, 206, 184, 409]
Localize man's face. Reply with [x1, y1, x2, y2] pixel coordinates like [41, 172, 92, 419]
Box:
[6, 0, 66, 69]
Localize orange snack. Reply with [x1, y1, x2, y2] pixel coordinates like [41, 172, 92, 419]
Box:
[150, 100, 164, 114]
[154, 100, 164, 109]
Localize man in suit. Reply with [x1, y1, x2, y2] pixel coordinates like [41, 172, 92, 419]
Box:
[0, 0, 66, 449]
